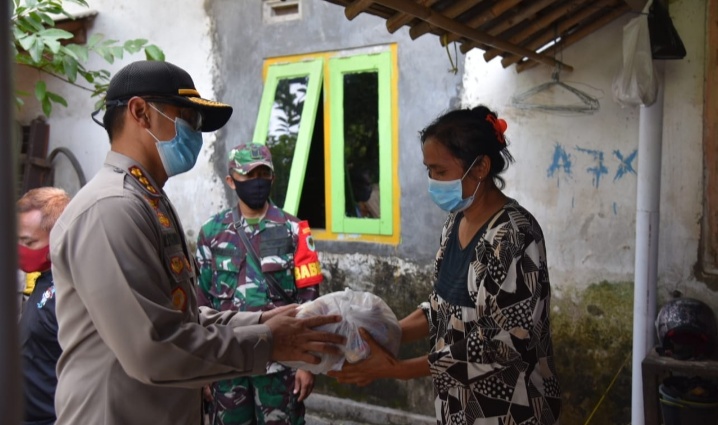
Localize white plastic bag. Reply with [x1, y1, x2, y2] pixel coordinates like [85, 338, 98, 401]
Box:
[280, 288, 401, 374]
[612, 0, 657, 107]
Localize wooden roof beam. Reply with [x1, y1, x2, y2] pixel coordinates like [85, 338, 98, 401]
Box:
[515, 3, 630, 72]
[371, 0, 573, 71]
[408, 0, 485, 40]
[444, 0, 557, 46]
[476, 0, 592, 58]
[498, 0, 617, 68]
[386, 0, 440, 33]
[346, 0, 376, 20]
[433, 0, 525, 54]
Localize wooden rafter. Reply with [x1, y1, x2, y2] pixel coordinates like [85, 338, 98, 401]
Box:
[499, 0, 619, 68]
[476, 0, 592, 58]
[372, 0, 574, 71]
[515, 3, 630, 72]
[386, 0, 440, 33]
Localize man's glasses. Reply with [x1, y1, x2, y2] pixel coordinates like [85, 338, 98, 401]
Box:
[149, 101, 203, 132]
[90, 97, 204, 132]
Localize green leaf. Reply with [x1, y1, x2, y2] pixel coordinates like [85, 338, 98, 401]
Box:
[42, 97, 52, 117]
[47, 91, 68, 107]
[92, 47, 111, 64]
[18, 34, 35, 51]
[63, 56, 79, 82]
[66, 0, 89, 8]
[123, 39, 146, 54]
[29, 37, 45, 63]
[111, 46, 124, 60]
[87, 33, 103, 48]
[45, 39, 60, 54]
[64, 43, 88, 62]
[38, 11, 55, 26]
[26, 12, 46, 32]
[34, 80, 47, 102]
[144, 45, 165, 61]
[38, 28, 73, 41]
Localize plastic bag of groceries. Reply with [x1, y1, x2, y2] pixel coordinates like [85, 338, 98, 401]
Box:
[280, 288, 401, 374]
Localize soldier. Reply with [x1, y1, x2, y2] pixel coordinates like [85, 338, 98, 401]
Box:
[197, 142, 323, 425]
[49, 61, 344, 425]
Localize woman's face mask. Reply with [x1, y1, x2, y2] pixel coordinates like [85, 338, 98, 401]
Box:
[146, 104, 204, 177]
[427, 155, 482, 213]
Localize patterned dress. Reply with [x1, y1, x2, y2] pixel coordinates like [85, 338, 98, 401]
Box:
[422, 199, 561, 425]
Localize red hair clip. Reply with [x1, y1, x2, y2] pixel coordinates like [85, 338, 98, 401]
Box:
[486, 115, 508, 144]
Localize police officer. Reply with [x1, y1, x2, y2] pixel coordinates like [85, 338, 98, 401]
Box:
[197, 143, 323, 425]
[49, 61, 344, 425]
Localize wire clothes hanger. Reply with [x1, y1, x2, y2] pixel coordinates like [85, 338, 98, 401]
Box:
[510, 24, 600, 115]
[510, 66, 600, 114]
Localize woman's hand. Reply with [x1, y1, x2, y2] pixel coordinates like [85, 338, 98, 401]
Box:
[327, 328, 397, 386]
[293, 369, 315, 402]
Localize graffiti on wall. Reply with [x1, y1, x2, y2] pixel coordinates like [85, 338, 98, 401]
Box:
[547, 144, 637, 188]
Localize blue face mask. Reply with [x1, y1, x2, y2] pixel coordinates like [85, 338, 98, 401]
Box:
[427, 156, 482, 213]
[146, 104, 203, 177]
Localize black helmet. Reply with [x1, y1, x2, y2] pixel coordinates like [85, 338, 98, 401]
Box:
[655, 297, 718, 360]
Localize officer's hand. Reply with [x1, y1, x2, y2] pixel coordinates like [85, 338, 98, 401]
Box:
[259, 304, 298, 324]
[294, 369, 314, 402]
[264, 313, 345, 364]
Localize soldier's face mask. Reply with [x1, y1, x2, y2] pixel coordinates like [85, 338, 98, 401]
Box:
[146, 104, 203, 177]
[233, 177, 272, 210]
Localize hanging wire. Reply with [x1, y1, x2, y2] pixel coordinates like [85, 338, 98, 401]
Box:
[443, 34, 458, 75]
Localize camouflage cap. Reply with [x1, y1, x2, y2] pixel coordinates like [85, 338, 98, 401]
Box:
[228, 143, 274, 175]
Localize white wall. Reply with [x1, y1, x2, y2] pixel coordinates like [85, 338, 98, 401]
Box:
[462, 0, 708, 296]
[15, 0, 227, 239]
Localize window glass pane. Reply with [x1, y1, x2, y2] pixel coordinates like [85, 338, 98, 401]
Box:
[297, 91, 326, 229]
[266, 76, 308, 208]
[342, 71, 380, 219]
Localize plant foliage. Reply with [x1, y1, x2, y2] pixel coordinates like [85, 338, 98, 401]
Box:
[11, 0, 165, 116]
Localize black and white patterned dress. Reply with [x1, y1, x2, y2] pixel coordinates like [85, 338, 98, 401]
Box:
[422, 199, 561, 425]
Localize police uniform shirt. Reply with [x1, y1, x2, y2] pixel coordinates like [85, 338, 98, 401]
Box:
[50, 151, 272, 425]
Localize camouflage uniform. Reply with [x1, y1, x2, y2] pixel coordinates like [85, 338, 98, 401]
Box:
[197, 144, 320, 425]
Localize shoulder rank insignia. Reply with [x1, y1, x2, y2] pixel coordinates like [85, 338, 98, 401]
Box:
[171, 287, 187, 312]
[128, 166, 159, 195]
[170, 255, 185, 275]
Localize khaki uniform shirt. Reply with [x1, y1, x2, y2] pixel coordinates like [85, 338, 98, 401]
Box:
[50, 152, 272, 425]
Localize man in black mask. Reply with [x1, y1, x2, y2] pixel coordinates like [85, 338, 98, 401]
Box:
[196, 142, 323, 425]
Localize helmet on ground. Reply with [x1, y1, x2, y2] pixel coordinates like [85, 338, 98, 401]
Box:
[655, 297, 718, 360]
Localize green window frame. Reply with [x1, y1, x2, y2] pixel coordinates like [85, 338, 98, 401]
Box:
[252, 58, 323, 214]
[254, 48, 398, 242]
[328, 52, 393, 235]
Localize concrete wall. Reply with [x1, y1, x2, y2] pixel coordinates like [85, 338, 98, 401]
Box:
[15, 0, 227, 240]
[463, 0, 711, 302]
[208, 0, 464, 261]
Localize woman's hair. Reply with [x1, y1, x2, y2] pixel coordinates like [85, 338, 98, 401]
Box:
[420, 105, 514, 189]
[17, 187, 71, 232]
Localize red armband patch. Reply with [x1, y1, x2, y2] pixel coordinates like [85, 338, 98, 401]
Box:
[294, 221, 323, 288]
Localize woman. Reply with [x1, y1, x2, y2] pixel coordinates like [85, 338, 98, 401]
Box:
[329, 106, 561, 424]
